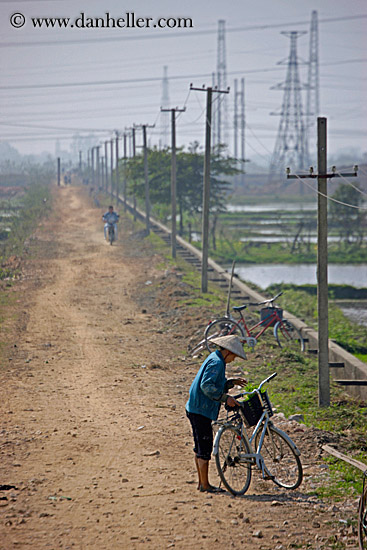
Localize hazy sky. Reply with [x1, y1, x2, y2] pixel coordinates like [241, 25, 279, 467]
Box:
[1, 0, 366, 168]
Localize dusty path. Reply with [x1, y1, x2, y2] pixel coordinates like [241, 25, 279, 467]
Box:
[0, 186, 360, 549]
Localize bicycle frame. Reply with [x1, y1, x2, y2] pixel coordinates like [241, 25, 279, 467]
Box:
[213, 377, 301, 481]
[236, 308, 283, 341]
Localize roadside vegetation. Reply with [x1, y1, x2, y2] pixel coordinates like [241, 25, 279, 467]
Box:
[0, 183, 52, 280]
[266, 285, 367, 362]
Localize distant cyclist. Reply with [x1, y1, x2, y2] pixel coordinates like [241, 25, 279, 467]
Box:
[102, 205, 119, 241]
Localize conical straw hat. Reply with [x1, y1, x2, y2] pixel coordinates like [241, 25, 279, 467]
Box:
[210, 335, 247, 360]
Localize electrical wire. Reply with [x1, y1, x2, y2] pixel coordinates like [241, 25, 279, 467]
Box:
[246, 123, 273, 156]
[293, 174, 367, 210]
[332, 170, 367, 197]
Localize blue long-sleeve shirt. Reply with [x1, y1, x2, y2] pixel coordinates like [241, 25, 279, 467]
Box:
[185, 350, 229, 421]
[103, 211, 119, 224]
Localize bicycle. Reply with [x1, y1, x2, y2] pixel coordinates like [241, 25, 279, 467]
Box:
[360, 470, 367, 549]
[213, 372, 303, 496]
[190, 292, 305, 356]
[107, 222, 116, 245]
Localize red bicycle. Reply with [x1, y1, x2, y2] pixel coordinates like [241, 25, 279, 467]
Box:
[190, 292, 304, 355]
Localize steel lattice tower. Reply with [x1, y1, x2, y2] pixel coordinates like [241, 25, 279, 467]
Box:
[306, 10, 320, 167]
[234, 78, 245, 182]
[216, 19, 228, 148]
[161, 66, 170, 148]
[269, 31, 308, 181]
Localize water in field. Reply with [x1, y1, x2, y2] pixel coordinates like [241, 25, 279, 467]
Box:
[233, 263, 367, 289]
[227, 202, 317, 213]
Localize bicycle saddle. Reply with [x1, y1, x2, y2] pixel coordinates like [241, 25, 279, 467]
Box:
[232, 304, 247, 312]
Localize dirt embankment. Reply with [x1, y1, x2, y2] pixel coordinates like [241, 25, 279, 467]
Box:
[0, 186, 360, 549]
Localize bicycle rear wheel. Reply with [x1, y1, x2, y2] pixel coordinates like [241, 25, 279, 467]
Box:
[205, 317, 245, 353]
[255, 425, 302, 489]
[215, 426, 252, 496]
[274, 320, 305, 352]
[359, 474, 367, 549]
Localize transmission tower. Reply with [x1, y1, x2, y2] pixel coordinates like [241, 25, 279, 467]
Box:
[306, 10, 320, 167]
[216, 19, 228, 149]
[161, 66, 170, 148]
[233, 78, 245, 183]
[269, 31, 308, 182]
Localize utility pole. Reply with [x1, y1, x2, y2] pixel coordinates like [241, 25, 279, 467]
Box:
[87, 149, 91, 185]
[104, 141, 108, 193]
[126, 127, 137, 218]
[79, 150, 82, 176]
[190, 84, 230, 293]
[101, 157, 105, 190]
[96, 146, 100, 190]
[110, 139, 114, 202]
[123, 133, 127, 210]
[161, 106, 186, 259]
[287, 117, 358, 407]
[115, 132, 120, 200]
[134, 124, 155, 235]
[91, 147, 95, 189]
[57, 157, 61, 186]
[132, 127, 136, 157]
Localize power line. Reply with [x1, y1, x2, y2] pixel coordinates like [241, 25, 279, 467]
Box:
[1, 58, 364, 93]
[293, 174, 367, 210]
[332, 169, 367, 197]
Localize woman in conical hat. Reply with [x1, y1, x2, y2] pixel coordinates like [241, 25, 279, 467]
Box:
[185, 335, 247, 493]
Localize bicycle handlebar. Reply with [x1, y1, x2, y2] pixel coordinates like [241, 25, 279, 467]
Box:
[249, 292, 283, 307]
[233, 372, 277, 399]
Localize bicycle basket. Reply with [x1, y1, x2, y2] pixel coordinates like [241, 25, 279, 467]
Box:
[239, 391, 273, 427]
[259, 390, 273, 418]
[239, 393, 263, 427]
[260, 306, 283, 327]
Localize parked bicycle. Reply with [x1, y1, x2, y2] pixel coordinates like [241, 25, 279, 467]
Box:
[360, 470, 367, 549]
[213, 372, 303, 496]
[190, 292, 305, 356]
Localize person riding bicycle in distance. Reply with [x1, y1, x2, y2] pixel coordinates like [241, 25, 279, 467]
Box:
[185, 335, 247, 493]
[102, 205, 119, 241]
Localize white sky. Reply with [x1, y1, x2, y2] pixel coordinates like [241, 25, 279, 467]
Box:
[0, 0, 366, 167]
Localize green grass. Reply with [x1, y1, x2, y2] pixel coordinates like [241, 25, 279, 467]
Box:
[0, 183, 52, 275]
[266, 287, 367, 360]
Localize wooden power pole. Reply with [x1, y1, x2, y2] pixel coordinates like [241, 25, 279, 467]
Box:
[135, 124, 155, 235]
[161, 106, 186, 259]
[57, 157, 61, 186]
[287, 117, 358, 407]
[115, 132, 120, 200]
[190, 84, 230, 293]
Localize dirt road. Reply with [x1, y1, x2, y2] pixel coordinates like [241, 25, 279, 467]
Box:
[0, 186, 360, 549]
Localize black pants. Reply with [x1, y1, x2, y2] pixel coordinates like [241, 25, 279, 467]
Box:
[186, 410, 213, 461]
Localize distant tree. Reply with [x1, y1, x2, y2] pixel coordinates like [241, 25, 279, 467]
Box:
[124, 143, 239, 237]
[329, 183, 365, 245]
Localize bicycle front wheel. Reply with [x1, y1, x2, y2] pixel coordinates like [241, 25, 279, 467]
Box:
[215, 426, 252, 496]
[255, 425, 303, 489]
[359, 475, 367, 549]
[205, 317, 245, 353]
[274, 320, 305, 352]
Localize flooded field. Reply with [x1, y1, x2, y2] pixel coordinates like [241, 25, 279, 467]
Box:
[233, 263, 367, 289]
